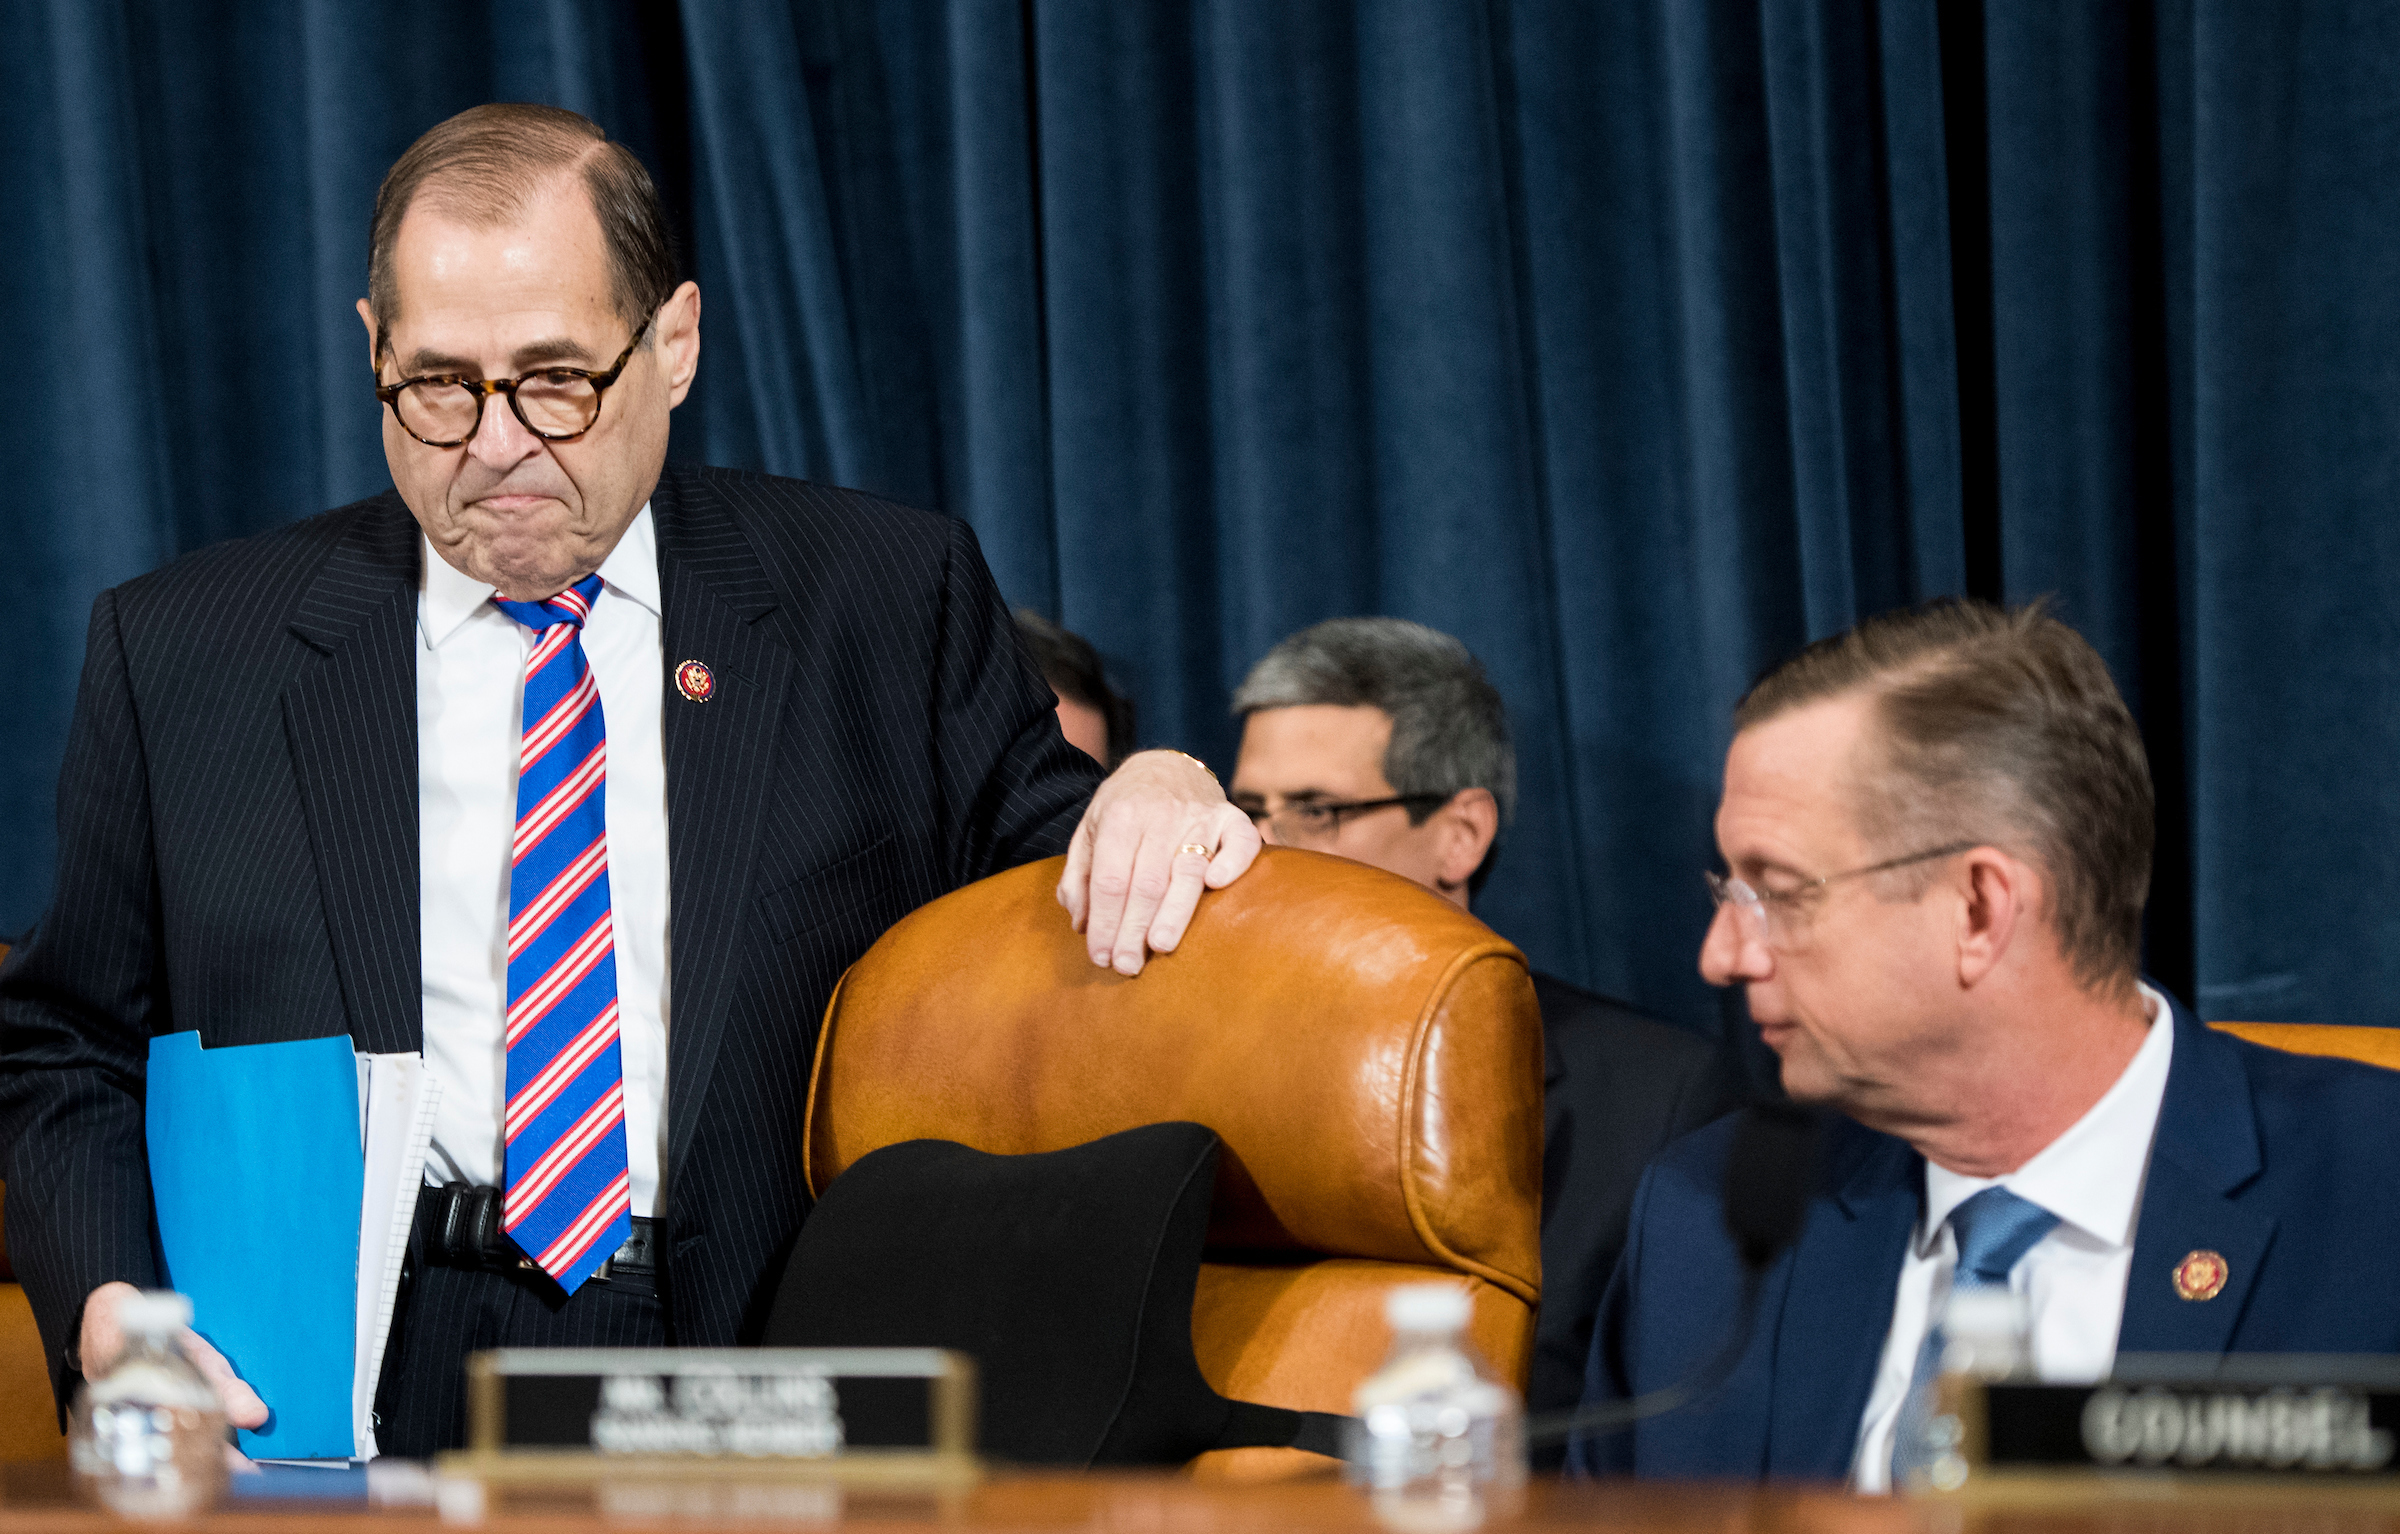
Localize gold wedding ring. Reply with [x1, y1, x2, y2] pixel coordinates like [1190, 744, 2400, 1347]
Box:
[1178, 844, 1213, 858]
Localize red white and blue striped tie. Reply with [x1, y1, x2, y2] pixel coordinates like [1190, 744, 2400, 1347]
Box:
[493, 573, 630, 1294]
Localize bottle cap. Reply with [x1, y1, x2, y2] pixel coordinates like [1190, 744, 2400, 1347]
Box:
[116, 1290, 194, 1336]
[1385, 1283, 1471, 1333]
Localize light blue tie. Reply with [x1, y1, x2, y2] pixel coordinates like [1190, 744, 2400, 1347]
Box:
[1890, 1186, 2059, 1485]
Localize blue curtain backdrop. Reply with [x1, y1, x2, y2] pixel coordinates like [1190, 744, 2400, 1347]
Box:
[7, 1, 2398, 1042]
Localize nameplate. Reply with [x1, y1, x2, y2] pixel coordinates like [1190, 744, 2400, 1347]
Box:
[1967, 1360, 2400, 1477]
[462, 1347, 976, 1464]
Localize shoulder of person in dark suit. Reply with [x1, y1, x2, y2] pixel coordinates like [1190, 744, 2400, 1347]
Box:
[1526, 969, 1742, 1447]
[649, 462, 1105, 888]
[78, 464, 1100, 892]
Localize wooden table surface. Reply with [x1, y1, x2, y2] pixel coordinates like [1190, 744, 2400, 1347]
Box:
[0, 1463, 2396, 1534]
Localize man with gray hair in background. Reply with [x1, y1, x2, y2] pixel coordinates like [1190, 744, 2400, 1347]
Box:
[1227, 618, 1737, 1445]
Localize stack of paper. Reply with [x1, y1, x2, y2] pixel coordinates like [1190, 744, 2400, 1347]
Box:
[353, 1053, 442, 1458]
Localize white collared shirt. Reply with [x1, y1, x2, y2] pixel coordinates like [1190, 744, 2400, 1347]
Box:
[1849, 983, 2175, 1492]
[416, 506, 672, 1217]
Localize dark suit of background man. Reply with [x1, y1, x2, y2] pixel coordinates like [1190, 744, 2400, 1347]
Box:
[0, 102, 1265, 1456]
[1013, 608, 1136, 769]
[1223, 618, 1737, 1451]
[1572, 600, 2400, 1487]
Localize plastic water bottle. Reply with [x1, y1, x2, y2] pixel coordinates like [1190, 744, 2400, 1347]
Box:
[69, 1291, 228, 1519]
[1934, 1288, 2033, 1381]
[1894, 1286, 2031, 1493]
[1345, 1284, 1525, 1532]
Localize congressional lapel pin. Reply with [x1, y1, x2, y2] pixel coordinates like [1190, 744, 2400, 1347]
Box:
[675, 659, 716, 703]
[2172, 1249, 2229, 1301]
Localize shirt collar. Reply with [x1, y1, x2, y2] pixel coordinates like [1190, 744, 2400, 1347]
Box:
[596, 503, 662, 618]
[417, 502, 659, 647]
[418, 526, 494, 649]
[1917, 981, 2176, 1256]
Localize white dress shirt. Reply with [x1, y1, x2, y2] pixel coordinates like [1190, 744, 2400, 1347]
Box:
[416, 506, 673, 1218]
[1849, 982, 2174, 1492]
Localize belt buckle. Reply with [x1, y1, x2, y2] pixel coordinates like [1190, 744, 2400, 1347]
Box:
[512, 1255, 617, 1283]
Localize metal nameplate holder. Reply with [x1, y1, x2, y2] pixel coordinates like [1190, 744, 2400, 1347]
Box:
[439, 1347, 978, 1491]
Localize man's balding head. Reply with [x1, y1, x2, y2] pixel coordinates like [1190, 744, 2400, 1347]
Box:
[366, 103, 676, 354]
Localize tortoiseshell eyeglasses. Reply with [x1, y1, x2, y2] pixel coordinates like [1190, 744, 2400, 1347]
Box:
[372, 314, 653, 447]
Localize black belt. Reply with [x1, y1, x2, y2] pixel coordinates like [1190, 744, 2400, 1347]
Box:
[414, 1182, 659, 1287]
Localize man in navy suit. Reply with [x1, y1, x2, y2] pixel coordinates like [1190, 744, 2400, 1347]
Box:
[0, 103, 1259, 1453]
[1571, 598, 2400, 1487]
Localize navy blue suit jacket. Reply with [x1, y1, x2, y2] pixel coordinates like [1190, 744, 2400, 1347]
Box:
[1570, 996, 2400, 1480]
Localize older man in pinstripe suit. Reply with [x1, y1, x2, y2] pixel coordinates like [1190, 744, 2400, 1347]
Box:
[0, 103, 1258, 1455]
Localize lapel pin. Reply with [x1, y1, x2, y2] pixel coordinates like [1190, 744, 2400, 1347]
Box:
[675, 660, 716, 703]
[2172, 1249, 2229, 1301]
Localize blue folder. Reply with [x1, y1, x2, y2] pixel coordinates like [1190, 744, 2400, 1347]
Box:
[146, 1032, 362, 1459]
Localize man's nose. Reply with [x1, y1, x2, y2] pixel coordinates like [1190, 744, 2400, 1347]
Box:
[467, 387, 543, 468]
[1698, 902, 1771, 986]
[1253, 815, 1283, 847]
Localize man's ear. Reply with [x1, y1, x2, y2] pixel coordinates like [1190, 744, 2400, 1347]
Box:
[1432, 788, 1500, 894]
[660, 281, 703, 407]
[1955, 846, 2031, 988]
[356, 299, 380, 372]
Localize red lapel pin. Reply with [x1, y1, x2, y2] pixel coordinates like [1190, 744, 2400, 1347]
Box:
[2172, 1249, 2228, 1301]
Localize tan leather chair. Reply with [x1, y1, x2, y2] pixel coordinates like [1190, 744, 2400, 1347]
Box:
[2211, 1021, 2400, 1072]
[804, 848, 1542, 1479]
[0, 941, 64, 1459]
[0, 1193, 60, 1461]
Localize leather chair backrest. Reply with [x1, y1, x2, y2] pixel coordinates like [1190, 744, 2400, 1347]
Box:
[2211, 1021, 2400, 1073]
[805, 849, 1542, 1477]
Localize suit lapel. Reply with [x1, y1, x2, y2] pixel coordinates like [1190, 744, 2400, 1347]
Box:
[281, 496, 423, 1054]
[2119, 1000, 2276, 1354]
[1766, 1121, 1920, 1478]
[652, 472, 795, 1185]
[1733, 999, 2267, 1476]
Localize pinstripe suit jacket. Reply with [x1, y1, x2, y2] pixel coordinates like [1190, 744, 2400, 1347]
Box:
[0, 463, 1103, 1402]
